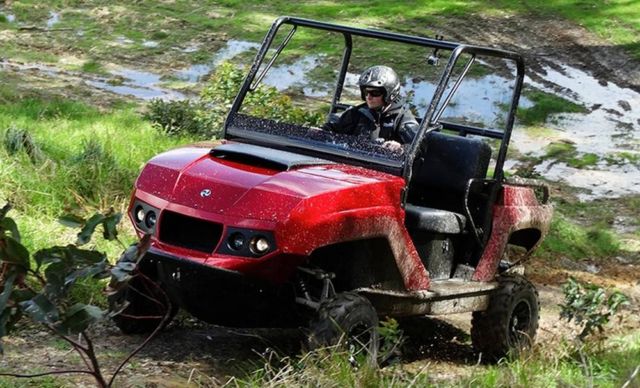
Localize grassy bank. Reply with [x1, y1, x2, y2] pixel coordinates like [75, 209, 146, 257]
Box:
[0, 95, 193, 257]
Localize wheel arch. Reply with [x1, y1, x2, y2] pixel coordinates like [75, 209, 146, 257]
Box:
[507, 227, 543, 252]
[307, 237, 406, 292]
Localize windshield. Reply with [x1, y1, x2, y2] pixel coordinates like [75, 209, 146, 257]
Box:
[225, 18, 523, 176]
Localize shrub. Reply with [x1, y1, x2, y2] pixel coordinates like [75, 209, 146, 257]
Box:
[200, 62, 325, 128]
[145, 99, 215, 137]
[0, 204, 169, 387]
[559, 277, 629, 342]
[144, 62, 325, 139]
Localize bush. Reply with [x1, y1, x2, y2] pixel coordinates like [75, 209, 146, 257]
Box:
[201, 62, 325, 128]
[0, 204, 169, 386]
[144, 62, 325, 139]
[145, 99, 215, 137]
[560, 277, 629, 342]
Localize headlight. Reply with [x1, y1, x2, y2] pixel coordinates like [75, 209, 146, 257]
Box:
[250, 236, 270, 255]
[218, 227, 276, 258]
[228, 232, 246, 250]
[134, 206, 145, 223]
[145, 211, 157, 228]
[130, 200, 160, 233]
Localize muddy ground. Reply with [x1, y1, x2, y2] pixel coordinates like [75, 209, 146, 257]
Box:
[0, 10, 639, 387]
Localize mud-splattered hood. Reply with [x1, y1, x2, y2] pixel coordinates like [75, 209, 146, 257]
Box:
[135, 144, 404, 222]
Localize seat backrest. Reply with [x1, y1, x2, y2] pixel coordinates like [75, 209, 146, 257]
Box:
[408, 131, 492, 212]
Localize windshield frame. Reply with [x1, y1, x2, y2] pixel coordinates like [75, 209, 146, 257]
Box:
[223, 16, 524, 181]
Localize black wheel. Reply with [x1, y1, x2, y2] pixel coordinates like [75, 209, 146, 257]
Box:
[308, 292, 379, 364]
[471, 275, 539, 362]
[109, 269, 176, 335]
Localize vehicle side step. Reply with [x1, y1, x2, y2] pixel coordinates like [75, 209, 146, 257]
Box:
[355, 280, 498, 317]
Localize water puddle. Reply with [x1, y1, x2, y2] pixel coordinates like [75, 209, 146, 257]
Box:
[115, 36, 135, 46]
[181, 44, 201, 53]
[176, 40, 260, 82]
[509, 63, 640, 200]
[262, 55, 329, 95]
[1, 13, 15, 22]
[46, 11, 60, 28]
[86, 67, 187, 100]
[0, 60, 186, 101]
[533, 159, 640, 201]
[404, 75, 534, 122]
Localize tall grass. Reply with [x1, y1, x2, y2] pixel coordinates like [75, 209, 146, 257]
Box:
[0, 97, 196, 260]
[0, 98, 190, 215]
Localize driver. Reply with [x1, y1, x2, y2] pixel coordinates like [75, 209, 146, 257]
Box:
[322, 65, 419, 152]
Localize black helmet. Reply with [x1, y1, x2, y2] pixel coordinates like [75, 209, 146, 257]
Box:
[358, 65, 400, 104]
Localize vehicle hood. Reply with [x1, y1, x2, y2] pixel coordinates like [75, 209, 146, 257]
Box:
[135, 144, 404, 221]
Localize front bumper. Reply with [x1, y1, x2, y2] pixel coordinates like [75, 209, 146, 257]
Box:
[141, 248, 304, 328]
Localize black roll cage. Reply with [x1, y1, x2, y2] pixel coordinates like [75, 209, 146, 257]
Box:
[224, 16, 524, 185]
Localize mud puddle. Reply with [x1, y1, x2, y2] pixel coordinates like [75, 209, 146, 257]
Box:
[46, 11, 60, 28]
[511, 63, 640, 200]
[0, 60, 187, 101]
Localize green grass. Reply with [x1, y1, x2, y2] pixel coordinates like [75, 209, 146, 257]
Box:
[540, 142, 601, 169]
[466, 332, 640, 388]
[0, 95, 197, 271]
[227, 331, 640, 387]
[538, 214, 620, 261]
[80, 59, 107, 75]
[0, 376, 65, 388]
[518, 90, 588, 126]
[605, 151, 640, 167]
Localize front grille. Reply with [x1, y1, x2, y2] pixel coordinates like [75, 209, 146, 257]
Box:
[159, 210, 223, 253]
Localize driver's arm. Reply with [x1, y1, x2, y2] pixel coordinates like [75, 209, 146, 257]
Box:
[397, 109, 419, 144]
[322, 106, 357, 134]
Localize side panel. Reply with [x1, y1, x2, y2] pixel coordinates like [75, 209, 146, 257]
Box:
[472, 185, 553, 281]
[278, 184, 430, 291]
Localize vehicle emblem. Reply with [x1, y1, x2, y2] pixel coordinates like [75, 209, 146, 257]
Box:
[200, 189, 212, 197]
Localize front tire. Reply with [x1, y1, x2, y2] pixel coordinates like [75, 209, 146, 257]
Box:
[308, 292, 379, 364]
[471, 275, 539, 362]
[109, 263, 176, 335]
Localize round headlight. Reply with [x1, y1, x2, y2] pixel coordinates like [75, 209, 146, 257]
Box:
[250, 236, 271, 255]
[228, 232, 246, 250]
[134, 206, 145, 223]
[145, 211, 157, 228]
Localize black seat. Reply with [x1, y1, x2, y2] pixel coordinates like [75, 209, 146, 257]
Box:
[406, 131, 492, 234]
[405, 205, 466, 234]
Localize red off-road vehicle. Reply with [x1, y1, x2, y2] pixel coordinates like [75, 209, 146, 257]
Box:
[113, 17, 553, 361]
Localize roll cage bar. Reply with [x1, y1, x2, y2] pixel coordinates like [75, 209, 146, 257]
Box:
[224, 16, 524, 184]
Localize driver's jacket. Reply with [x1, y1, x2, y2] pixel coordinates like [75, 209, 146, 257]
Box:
[322, 101, 419, 144]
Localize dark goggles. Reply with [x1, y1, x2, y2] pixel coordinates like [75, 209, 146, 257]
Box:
[365, 89, 384, 97]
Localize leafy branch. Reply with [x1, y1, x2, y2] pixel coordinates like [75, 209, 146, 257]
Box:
[559, 276, 629, 342]
[0, 203, 171, 387]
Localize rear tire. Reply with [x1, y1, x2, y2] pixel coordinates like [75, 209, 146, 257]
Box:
[308, 292, 379, 364]
[471, 275, 539, 362]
